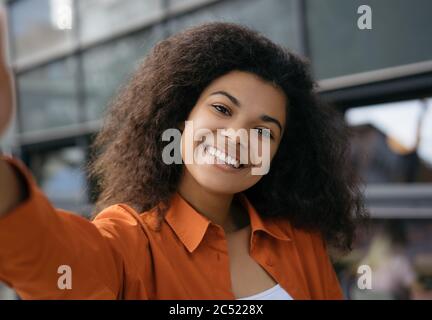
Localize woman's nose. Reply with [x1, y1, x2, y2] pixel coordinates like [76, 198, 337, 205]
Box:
[219, 126, 250, 163]
[220, 126, 249, 145]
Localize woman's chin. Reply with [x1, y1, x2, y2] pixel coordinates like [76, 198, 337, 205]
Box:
[192, 167, 257, 195]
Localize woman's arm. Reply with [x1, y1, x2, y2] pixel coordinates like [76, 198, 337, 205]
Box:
[0, 156, 130, 299]
[0, 8, 14, 137]
[0, 8, 21, 217]
[0, 10, 128, 299]
[0, 159, 28, 217]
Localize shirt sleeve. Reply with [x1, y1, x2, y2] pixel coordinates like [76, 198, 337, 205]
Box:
[0, 155, 143, 299]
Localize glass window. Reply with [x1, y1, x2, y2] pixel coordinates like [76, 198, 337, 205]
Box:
[306, 0, 432, 79]
[166, 0, 302, 53]
[82, 26, 165, 121]
[17, 56, 80, 132]
[77, 0, 164, 45]
[28, 146, 91, 216]
[9, 0, 75, 64]
[346, 98, 432, 184]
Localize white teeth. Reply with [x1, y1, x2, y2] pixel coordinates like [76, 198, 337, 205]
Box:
[205, 145, 240, 168]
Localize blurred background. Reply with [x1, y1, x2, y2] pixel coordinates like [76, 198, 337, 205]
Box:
[0, 0, 431, 300]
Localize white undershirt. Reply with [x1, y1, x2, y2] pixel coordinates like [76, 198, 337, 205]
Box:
[236, 283, 294, 300]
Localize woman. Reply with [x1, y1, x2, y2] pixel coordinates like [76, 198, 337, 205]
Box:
[0, 21, 367, 299]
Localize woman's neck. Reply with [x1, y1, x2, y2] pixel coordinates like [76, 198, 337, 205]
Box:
[177, 172, 249, 233]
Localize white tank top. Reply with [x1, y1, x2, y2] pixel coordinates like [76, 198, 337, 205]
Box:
[236, 283, 294, 300]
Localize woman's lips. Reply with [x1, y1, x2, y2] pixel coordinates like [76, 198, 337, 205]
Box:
[202, 144, 250, 171]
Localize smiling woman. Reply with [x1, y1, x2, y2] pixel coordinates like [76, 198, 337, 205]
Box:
[178, 70, 287, 209]
[0, 22, 368, 299]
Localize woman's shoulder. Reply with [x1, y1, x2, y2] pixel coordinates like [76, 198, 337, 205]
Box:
[282, 219, 329, 256]
[92, 203, 160, 243]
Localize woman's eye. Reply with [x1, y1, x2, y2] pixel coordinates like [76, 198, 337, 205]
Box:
[255, 128, 273, 140]
[212, 104, 231, 116]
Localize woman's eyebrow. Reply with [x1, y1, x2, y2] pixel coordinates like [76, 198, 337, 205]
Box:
[209, 90, 240, 107]
[209, 90, 283, 134]
[260, 115, 283, 134]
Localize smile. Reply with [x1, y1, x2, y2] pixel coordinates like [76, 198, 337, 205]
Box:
[203, 145, 245, 169]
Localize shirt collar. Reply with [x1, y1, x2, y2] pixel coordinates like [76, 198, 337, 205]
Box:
[164, 191, 292, 253]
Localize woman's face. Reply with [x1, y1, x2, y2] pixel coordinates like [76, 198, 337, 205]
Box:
[180, 70, 287, 195]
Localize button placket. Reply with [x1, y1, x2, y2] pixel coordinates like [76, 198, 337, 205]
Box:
[210, 225, 235, 298]
[251, 234, 280, 289]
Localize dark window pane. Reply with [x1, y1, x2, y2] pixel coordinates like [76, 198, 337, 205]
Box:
[166, 0, 302, 53]
[9, 0, 75, 63]
[82, 26, 165, 121]
[28, 146, 91, 216]
[18, 57, 80, 132]
[306, 0, 432, 79]
[77, 0, 163, 45]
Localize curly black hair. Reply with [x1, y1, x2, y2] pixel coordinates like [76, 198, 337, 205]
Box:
[88, 22, 368, 252]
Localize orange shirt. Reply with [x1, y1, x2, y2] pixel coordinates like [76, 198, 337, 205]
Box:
[0, 155, 344, 300]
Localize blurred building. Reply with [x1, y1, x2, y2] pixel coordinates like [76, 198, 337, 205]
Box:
[1, 0, 432, 299]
